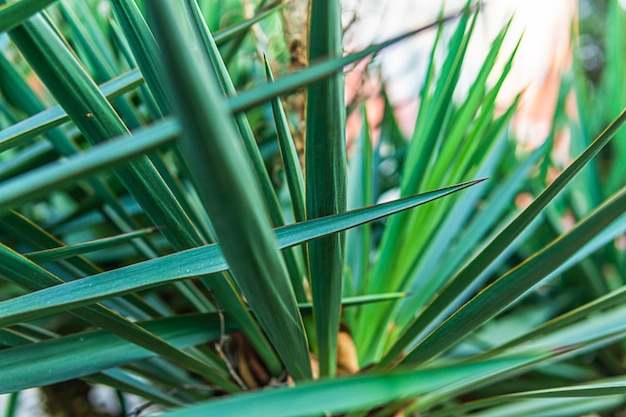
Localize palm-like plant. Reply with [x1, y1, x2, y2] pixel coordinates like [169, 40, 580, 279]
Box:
[0, 0, 625, 416]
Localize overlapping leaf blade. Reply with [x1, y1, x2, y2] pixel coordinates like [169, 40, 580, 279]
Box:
[383, 107, 626, 366]
[156, 358, 535, 417]
[0, 179, 481, 334]
[0, 0, 57, 33]
[400, 185, 626, 367]
[0, 313, 229, 394]
[147, 1, 312, 381]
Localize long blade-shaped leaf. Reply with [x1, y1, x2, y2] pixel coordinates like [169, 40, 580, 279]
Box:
[306, 0, 346, 378]
[298, 293, 407, 315]
[185, 0, 306, 302]
[463, 397, 625, 417]
[382, 107, 626, 365]
[226, 7, 474, 114]
[0, 0, 57, 33]
[0, 51, 160, 264]
[0, 69, 144, 152]
[25, 226, 160, 263]
[0, 313, 229, 394]
[212, 1, 286, 45]
[425, 376, 626, 417]
[157, 358, 535, 417]
[0, 243, 238, 391]
[110, 0, 172, 115]
[0, 329, 188, 406]
[345, 105, 374, 298]
[0, 117, 180, 212]
[87, 370, 186, 408]
[4, 5, 210, 313]
[0, 7, 471, 153]
[503, 377, 626, 400]
[400, 185, 626, 367]
[0, 210, 161, 319]
[0, 180, 483, 328]
[474, 214, 626, 359]
[7, 11, 209, 249]
[0, 9, 468, 151]
[264, 57, 306, 225]
[147, 1, 311, 381]
[4, 9, 275, 368]
[356, 5, 479, 361]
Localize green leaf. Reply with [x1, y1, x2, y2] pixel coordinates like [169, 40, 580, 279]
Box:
[212, 1, 286, 45]
[7, 11, 206, 257]
[110, 0, 172, 115]
[156, 358, 535, 417]
[0, 242, 238, 392]
[24, 226, 160, 263]
[5, 10, 269, 365]
[185, 0, 306, 302]
[0, 53, 157, 262]
[476, 214, 626, 359]
[264, 56, 306, 225]
[264, 55, 309, 299]
[87, 370, 186, 408]
[0, 7, 470, 151]
[402, 7, 476, 195]
[306, 0, 346, 378]
[478, 397, 626, 417]
[0, 313, 230, 394]
[345, 105, 374, 298]
[147, 1, 311, 381]
[0, 0, 57, 34]
[400, 185, 626, 367]
[0, 117, 180, 211]
[0, 180, 483, 328]
[226, 8, 472, 114]
[0, 209, 161, 319]
[298, 293, 407, 315]
[411, 309, 626, 414]
[356, 5, 483, 361]
[57, 1, 142, 129]
[507, 377, 626, 398]
[0, 69, 144, 152]
[408, 141, 544, 307]
[428, 376, 626, 417]
[113, 0, 287, 377]
[496, 301, 626, 363]
[383, 107, 626, 366]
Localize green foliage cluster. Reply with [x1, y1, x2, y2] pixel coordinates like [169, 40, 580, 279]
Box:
[0, 0, 624, 416]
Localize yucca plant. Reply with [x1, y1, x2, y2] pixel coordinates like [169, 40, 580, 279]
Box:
[0, 0, 625, 416]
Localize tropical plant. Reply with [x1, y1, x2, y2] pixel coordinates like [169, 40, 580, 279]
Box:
[0, 0, 624, 416]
